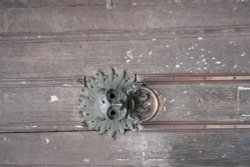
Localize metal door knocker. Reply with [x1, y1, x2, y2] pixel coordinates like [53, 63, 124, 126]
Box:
[79, 68, 250, 138]
[79, 68, 159, 138]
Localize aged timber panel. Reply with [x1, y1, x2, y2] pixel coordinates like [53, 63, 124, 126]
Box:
[1, 0, 250, 166]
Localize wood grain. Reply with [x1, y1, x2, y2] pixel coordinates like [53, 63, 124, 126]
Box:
[1, 0, 250, 33]
[1, 131, 250, 166]
[0, 35, 250, 78]
[1, 0, 250, 166]
[1, 83, 250, 132]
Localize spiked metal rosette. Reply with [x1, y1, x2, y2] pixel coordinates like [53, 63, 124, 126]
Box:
[79, 68, 159, 138]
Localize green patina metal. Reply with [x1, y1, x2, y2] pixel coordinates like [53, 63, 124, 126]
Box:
[79, 68, 159, 138]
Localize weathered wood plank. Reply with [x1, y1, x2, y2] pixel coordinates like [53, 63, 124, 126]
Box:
[0, 0, 106, 8]
[1, 83, 250, 132]
[1, 0, 250, 166]
[0, 86, 81, 125]
[1, 25, 250, 44]
[0, 35, 250, 78]
[1, 0, 250, 33]
[1, 131, 250, 166]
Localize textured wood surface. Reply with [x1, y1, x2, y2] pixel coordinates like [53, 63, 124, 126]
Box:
[1, 131, 250, 167]
[1, 0, 250, 166]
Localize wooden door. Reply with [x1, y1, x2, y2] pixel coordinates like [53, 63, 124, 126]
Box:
[1, 0, 250, 166]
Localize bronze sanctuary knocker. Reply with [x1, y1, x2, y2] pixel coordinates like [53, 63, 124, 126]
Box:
[79, 68, 250, 138]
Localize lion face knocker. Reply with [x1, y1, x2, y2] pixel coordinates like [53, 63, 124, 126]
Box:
[79, 68, 159, 138]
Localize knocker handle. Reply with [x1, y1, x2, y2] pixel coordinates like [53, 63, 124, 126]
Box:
[139, 86, 159, 122]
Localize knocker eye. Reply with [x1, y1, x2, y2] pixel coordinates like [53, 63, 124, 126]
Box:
[106, 89, 118, 101]
[107, 107, 118, 120]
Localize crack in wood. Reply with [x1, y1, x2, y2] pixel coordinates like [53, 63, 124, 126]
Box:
[2, 121, 250, 133]
[1, 26, 250, 43]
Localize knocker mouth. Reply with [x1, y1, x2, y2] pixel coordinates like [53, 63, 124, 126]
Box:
[98, 89, 136, 121]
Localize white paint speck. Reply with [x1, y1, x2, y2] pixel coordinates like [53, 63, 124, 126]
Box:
[202, 58, 206, 62]
[169, 11, 172, 14]
[83, 158, 90, 163]
[116, 158, 129, 161]
[152, 38, 157, 41]
[239, 114, 250, 117]
[49, 95, 59, 103]
[37, 35, 41, 38]
[212, 57, 216, 60]
[132, 2, 137, 5]
[166, 45, 170, 48]
[175, 64, 180, 68]
[170, 99, 175, 104]
[186, 52, 189, 55]
[148, 51, 152, 55]
[165, 65, 169, 68]
[63, 84, 72, 87]
[124, 49, 134, 62]
[139, 54, 143, 58]
[126, 59, 131, 63]
[190, 56, 194, 59]
[238, 86, 250, 90]
[45, 138, 50, 144]
[126, 50, 132, 54]
[201, 48, 205, 51]
[197, 37, 203, 40]
[208, 50, 211, 53]
[74, 125, 83, 129]
[241, 52, 246, 57]
[32, 125, 38, 128]
[233, 65, 238, 68]
[200, 54, 204, 58]
[229, 41, 236, 46]
[126, 54, 133, 60]
[215, 61, 221, 64]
